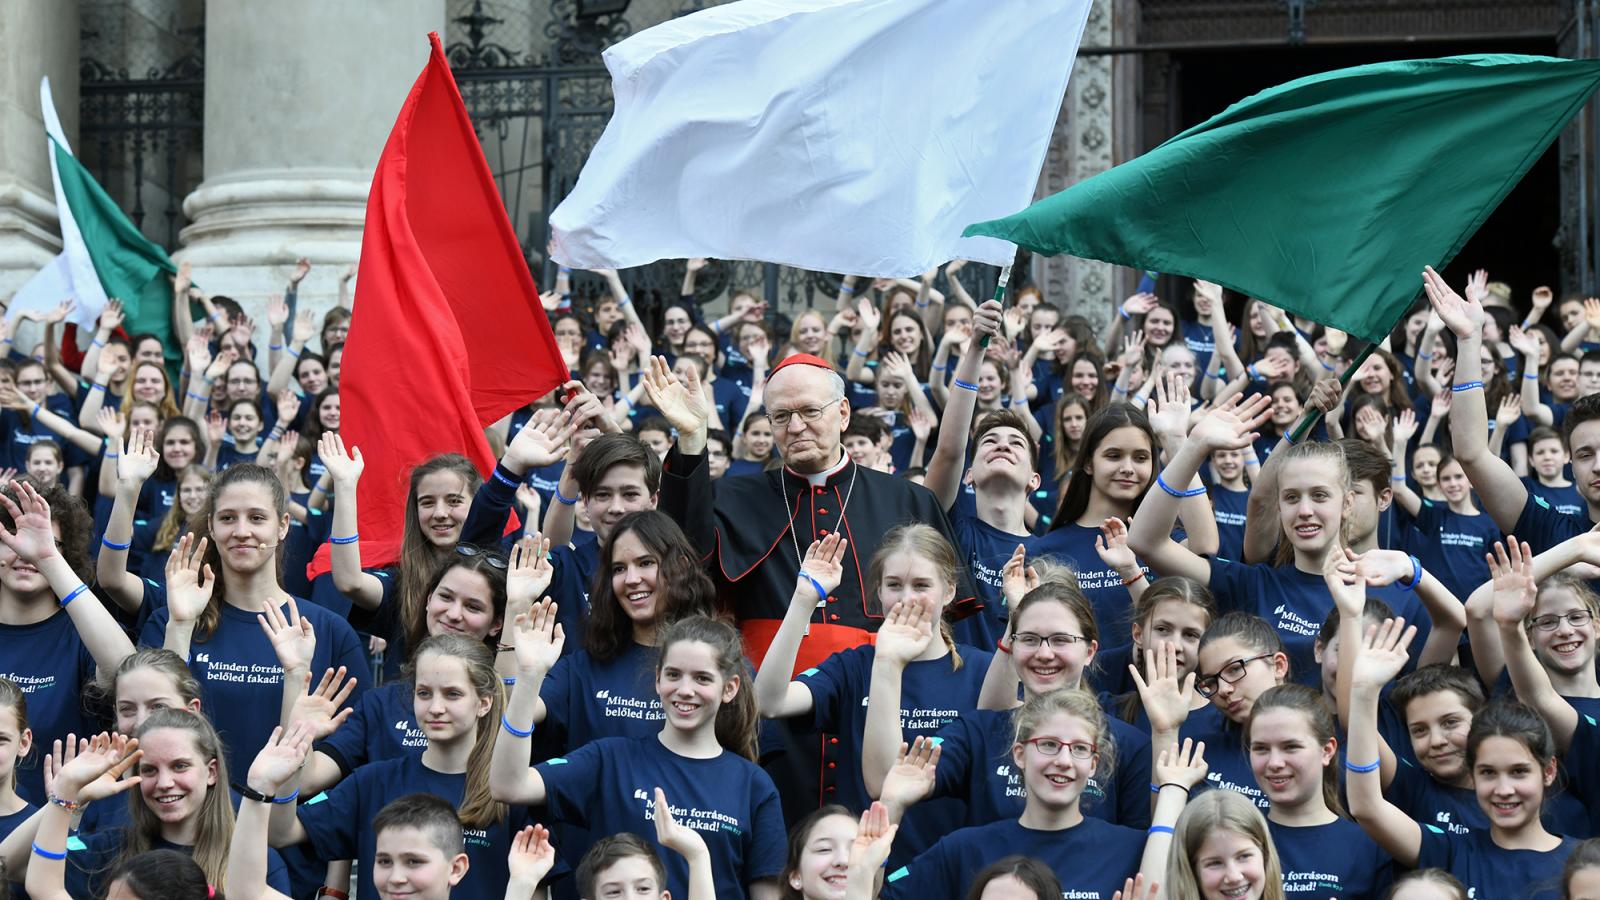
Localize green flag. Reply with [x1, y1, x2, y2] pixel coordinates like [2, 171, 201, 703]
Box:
[52, 138, 181, 364]
[964, 54, 1600, 342]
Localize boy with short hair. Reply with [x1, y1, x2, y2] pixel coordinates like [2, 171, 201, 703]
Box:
[370, 794, 472, 900]
[842, 417, 891, 472]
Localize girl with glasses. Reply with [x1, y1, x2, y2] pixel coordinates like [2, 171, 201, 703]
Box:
[754, 524, 988, 868]
[871, 568, 1155, 843]
[1135, 612, 1288, 811]
[881, 688, 1207, 900]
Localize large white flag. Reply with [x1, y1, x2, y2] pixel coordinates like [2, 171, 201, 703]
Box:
[549, 0, 1093, 276]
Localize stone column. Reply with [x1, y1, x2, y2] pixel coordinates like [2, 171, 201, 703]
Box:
[0, 0, 79, 297]
[1033, 0, 1135, 331]
[177, 0, 446, 311]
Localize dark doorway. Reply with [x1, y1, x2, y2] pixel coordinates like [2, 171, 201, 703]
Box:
[1165, 37, 1562, 300]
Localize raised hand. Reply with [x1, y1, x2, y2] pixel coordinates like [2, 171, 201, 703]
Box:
[506, 534, 555, 625]
[506, 409, 575, 471]
[1531, 285, 1554, 311]
[292, 309, 317, 345]
[1120, 330, 1146, 368]
[652, 787, 709, 860]
[290, 257, 312, 285]
[971, 299, 1004, 342]
[266, 295, 290, 330]
[874, 595, 934, 667]
[1095, 518, 1139, 571]
[1112, 875, 1160, 900]
[1322, 548, 1368, 622]
[119, 426, 161, 487]
[686, 258, 708, 274]
[1146, 371, 1192, 438]
[164, 533, 214, 624]
[798, 534, 847, 604]
[1429, 384, 1453, 419]
[1000, 544, 1039, 608]
[276, 389, 302, 424]
[1392, 408, 1418, 447]
[1130, 641, 1195, 735]
[1354, 406, 1388, 444]
[908, 406, 934, 442]
[99, 298, 126, 333]
[285, 666, 358, 741]
[879, 737, 940, 810]
[1421, 266, 1484, 340]
[1305, 377, 1341, 415]
[1585, 298, 1600, 333]
[52, 732, 143, 803]
[1508, 325, 1540, 359]
[1152, 736, 1209, 791]
[1352, 617, 1416, 691]
[1121, 292, 1158, 318]
[856, 296, 882, 335]
[847, 802, 898, 875]
[318, 432, 364, 486]
[0, 479, 62, 564]
[1488, 537, 1537, 628]
[97, 407, 127, 442]
[247, 722, 314, 795]
[258, 596, 318, 672]
[174, 260, 193, 297]
[186, 331, 212, 375]
[640, 355, 708, 436]
[1188, 392, 1272, 453]
[1496, 393, 1522, 428]
[511, 599, 565, 678]
[508, 824, 558, 887]
[205, 409, 226, 447]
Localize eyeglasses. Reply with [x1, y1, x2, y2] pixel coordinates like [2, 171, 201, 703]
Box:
[1012, 632, 1087, 651]
[768, 398, 842, 429]
[1530, 611, 1594, 632]
[1022, 737, 1096, 759]
[1195, 653, 1274, 698]
[454, 545, 508, 570]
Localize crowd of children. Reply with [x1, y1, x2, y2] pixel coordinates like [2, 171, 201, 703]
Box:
[4, 257, 1600, 900]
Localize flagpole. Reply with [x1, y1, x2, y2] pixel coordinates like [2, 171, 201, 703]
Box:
[1287, 342, 1378, 444]
[978, 263, 1015, 348]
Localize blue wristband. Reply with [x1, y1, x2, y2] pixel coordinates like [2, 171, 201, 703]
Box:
[952, 379, 978, 392]
[101, 536, 132, 552]
[285, 346, 301, 359]
[1344, 758, 1381, 773]
[930, 362, 947, 372]
[59, 583, 90, 608]
[501, 715, 534, 738]
[330, 533, 360, 545]
[491, 467, 518, 488]
[186, 390, 209, 402]
[1119, 307, 1131, 321]
[841, 285, 855, 295]
[1248, 364, 1261, 381]
[90, 383, 107, 393]
[91, 339, 106, 349]
[554, 488, 578, 506]
[31, 843, 67, 861]
[797, 570, 828, 603]
[1451, 381, 1484, 393]
[1390, 475, 1406, 482]
[1525, 373, 1540, 380]
[104, 451, 118, 459]
[269, 344, 283, 351]
[270, 789, 299, 804]
[853, 347, 870, 358]
[30, 402, 40, 419]
[1147, 825, 1176, 835]
[1401, 555, 1421, 592]
[1156, 473, 1207, 498]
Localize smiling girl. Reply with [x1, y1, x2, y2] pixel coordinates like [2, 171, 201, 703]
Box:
[140, 464, 369, 778]
[1163, 788, 1285, 900]
[260, 634, 527, 900]
[757, 527, 989, 865]
[492, 614, 786, 900]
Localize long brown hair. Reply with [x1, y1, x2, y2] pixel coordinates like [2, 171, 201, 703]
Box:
[193, 465, 285, 642]
[1246, 684, 1345, 818]
[1051, 394, 1091, 493]
[1050, 404, 1155, 531]
[397, 455, 483, 655]
[866, 524, 964, 671]
[123, 709, 235, 892]
[655, 616, 759, 761]
[587, 511, 715, 663]
[404, 634, 506, 828]
[778, 805, 855, 900]
[119, 361, 181, 421]
[1118, 577, 1217, 724]
[404, 552, 508, 658]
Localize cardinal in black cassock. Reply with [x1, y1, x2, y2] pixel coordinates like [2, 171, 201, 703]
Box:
[657, 353, 976, 823]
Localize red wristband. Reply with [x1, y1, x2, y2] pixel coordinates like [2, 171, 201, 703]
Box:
[996, 637, 1011, 654]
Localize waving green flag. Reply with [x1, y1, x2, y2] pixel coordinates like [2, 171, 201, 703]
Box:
[965, 54, 1600, 342]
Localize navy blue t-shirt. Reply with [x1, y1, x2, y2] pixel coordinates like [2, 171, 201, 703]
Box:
[931, 706, 1151, 829]
[1207, 559, 1332, 689]
[1404, 500, 1499, 604]
[949, 508, 1123, 648]
[0, 611, 98, 804]
[1416, 826, 1576, 900]
[1513, 491, 1594, 555]
[797, 644, 991, 865]
[1269, 817, 1393, 898]
[1212, 485, 1250, 563]
[538, 642, 665, 753]
[299, 754, 528, 900]
[545, 541, 599, 655]
[536, 736, 786, 900]
[1188, 724, 1268, 811]
[140, 599, 371, 780]
[1524, 476, 1585, 519]
[884, 817, 1144, 900]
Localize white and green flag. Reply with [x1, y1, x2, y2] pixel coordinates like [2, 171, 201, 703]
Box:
[11, 78, 179, 358]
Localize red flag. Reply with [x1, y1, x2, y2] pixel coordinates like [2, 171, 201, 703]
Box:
[311, 32, 565, 575]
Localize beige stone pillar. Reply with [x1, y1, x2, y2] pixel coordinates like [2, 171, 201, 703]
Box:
[0, 0, 79, 297]
[177, 0, 446, 312]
